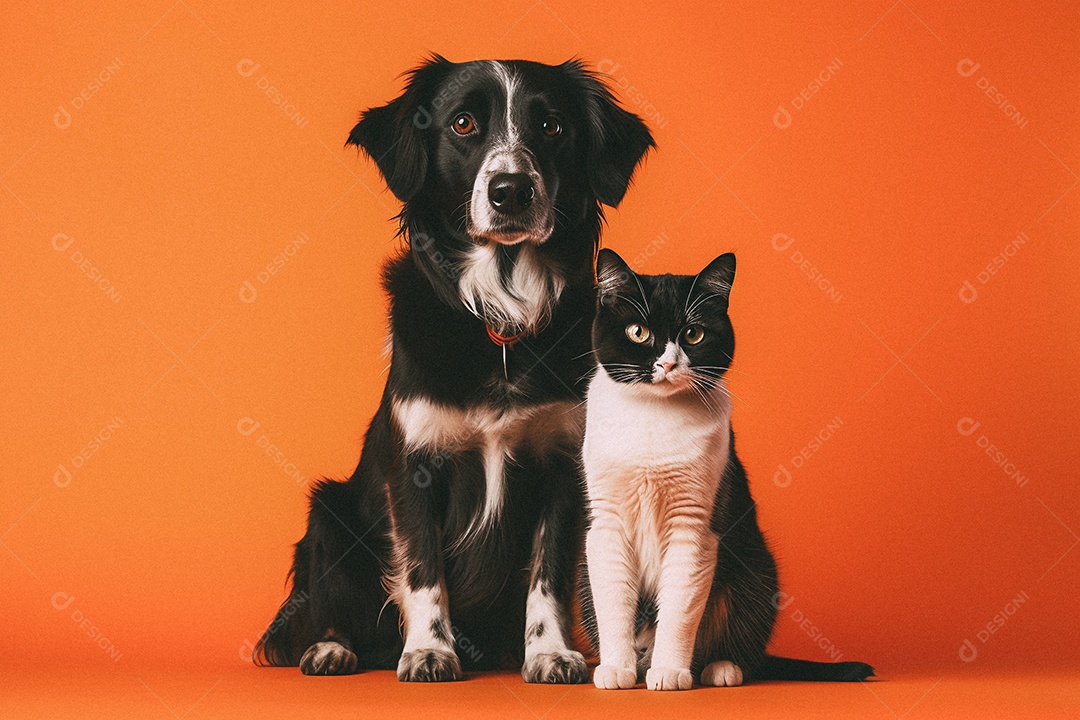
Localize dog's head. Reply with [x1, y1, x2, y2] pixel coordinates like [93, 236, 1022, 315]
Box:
[348, 56, 655, 247]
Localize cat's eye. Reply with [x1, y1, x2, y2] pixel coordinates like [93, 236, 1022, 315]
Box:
[452, 113, 477, 135]
[682, 325, 705, 345]
[625, 323, 651, 344]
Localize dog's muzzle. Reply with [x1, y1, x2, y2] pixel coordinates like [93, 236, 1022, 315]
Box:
[487, 173, 535, 217]
[468, 148, 554, 245]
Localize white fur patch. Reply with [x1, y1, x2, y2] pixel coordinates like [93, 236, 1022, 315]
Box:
[524, 521, 568, 656]
[465, 62, 555, 246]
[391, 396, 582, 534]
[489, 60, 520, 146]
[399, 585, 453, 653]
[456, 242, 565, 335]
[651, 341, 691, 383]
[583, 367, 732, 675]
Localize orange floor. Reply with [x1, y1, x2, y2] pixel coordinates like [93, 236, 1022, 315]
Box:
[3, 666, 1078, 719]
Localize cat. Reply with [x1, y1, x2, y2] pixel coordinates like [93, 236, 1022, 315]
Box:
[580, 248, 873, 690]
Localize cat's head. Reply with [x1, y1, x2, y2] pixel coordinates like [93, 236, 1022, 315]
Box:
[593, 248, 736, 397]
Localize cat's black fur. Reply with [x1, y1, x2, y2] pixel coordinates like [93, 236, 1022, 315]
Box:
[579, 249, 874, 683]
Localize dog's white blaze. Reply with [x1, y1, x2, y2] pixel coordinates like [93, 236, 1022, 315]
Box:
[490, 61, 519, 146]
[392, 396, 582, 534]
[457, 242, 564, 334]
[466, 63, 554, 245]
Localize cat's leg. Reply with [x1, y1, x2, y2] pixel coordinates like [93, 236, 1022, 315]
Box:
[586, 509, 639, 690]
[695, 589, 748, 687]
[646, 525, 718, 691]
[697, 525, 780, 685]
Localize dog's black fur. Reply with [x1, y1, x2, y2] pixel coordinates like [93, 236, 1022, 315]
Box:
[255, 56, 654, 682]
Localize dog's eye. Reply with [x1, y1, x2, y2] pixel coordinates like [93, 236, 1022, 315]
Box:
[625, 323, 651, 344]
[452, 113, 477, 135]
[542, 117, 561, 137]
[682, 325, 705, 345]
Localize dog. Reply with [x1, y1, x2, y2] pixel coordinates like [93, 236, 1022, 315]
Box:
[255, 56, 654, 683]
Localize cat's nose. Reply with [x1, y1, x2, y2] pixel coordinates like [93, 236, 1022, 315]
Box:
[655, 359, 676, 373]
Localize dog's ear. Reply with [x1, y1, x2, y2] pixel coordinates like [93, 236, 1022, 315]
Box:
[563, 60, 656, 208]
[347, 55, 452, 202]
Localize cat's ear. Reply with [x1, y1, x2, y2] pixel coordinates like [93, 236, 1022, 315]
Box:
[596, 248, 636, 304]
[696, 252, 736, 301]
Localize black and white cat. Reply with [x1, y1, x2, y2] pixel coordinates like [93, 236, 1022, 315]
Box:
[580, 249, 873, 690]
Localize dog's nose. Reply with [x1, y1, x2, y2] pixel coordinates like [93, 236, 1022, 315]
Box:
[488, 173, 535, 216]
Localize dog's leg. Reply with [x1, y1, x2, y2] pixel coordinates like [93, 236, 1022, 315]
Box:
[388, 452, 463, 682]
[521, 456, 588, 684]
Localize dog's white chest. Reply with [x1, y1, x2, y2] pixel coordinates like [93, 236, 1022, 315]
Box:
[392, 396, 583, 530]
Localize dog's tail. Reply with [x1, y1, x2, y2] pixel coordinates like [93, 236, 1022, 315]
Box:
[756, 655, 874, 682]
[253, 544, 313, 667]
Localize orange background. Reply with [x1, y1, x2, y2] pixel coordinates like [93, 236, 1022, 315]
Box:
[3, 0, 1078, 717]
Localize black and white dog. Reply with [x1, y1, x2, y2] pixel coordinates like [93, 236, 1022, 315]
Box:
[255, 56, 654, 682]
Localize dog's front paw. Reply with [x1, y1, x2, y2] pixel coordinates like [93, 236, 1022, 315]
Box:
[397, 648, 463, 682]
[645, 666, 693, 691]
[522, 650, 589, 684]
[593, 664, 637, 690]
[700, 660, 743, 687]
[299, 641, 358, 675]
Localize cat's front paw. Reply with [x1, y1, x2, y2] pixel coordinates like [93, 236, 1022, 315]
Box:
[645, 666, 693, 691]
[396, 648, 463, 682]
[522, 650, 589, 683]
[700, 660, 743, 687]
[593, 664, 637, 690]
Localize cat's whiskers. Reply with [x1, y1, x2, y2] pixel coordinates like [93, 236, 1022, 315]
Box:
[693, 364, 745, 377]
[711, 380, 750, 409]
[684, 291, 726, 322]
[609, 292, 649, 321]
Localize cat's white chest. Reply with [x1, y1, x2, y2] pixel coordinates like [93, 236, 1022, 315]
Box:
[582, 369, 732, 593]
[583, 369, 731, 480]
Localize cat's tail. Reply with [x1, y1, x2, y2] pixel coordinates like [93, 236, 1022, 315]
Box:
[757, 655, 875, 682]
